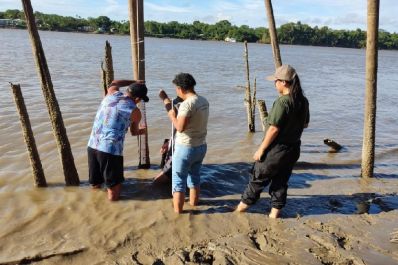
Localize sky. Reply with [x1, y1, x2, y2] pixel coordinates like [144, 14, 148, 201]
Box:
[1, 0, 397, 33]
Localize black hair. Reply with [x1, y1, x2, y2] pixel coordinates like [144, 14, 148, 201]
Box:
[286, 75, 306, 109]
[172, 73, 196, 91]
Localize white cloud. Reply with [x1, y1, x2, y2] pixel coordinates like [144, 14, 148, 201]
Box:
[145, 2, 192, 13]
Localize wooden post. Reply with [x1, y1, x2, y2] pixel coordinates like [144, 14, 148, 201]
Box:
[128, 0, 139, 79]
[264, 0, 282, 68]
[101, 41, 114, 95]
[104, 40, 114, 87]
[244, 41, 255, 132]
[252, 77, 257, 120]
[129, 0, 150, 168]
[21, 0, 80, 186]
[361, 0, 379, 178]
[257, 100, 268, 132]
[11, 83, 47, 187]
[101, 62, 107, 95]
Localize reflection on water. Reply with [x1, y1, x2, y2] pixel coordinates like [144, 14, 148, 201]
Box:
[0, 29, 398, 263]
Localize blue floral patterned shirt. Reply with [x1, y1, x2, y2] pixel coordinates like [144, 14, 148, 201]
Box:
[88, 91, 136, 156]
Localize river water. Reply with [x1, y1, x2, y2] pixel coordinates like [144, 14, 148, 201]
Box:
[0, 29, 397, 263]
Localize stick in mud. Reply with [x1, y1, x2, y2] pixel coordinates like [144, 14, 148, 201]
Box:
[244, 41, 255, 132]
[257, 99, 268, 132]
[10, 83, 47, 187]
[21, 0, 80, 185]
[252, 77, 257, 123]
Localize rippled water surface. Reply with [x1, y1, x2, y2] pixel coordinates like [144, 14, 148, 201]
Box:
[0, 29, 397, 263]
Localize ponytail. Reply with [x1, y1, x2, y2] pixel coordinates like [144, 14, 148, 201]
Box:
[287, 75, 305, 109]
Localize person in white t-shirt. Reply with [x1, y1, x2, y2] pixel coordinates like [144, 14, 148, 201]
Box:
[159, 73, 209, 213]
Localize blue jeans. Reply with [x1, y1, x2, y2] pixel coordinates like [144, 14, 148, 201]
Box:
[172, 143, 207, 193]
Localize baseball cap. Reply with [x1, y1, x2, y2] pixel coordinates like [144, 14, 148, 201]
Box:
[127, 83, 149, 102]
[266, 64, 297, 82]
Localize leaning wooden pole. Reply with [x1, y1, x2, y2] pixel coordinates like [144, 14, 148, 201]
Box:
[244, 41, 255, 132]
[361, 0, 379, 178]
[21, 0, 80, 185]
[264, 0, 282, 68]
[11, 83, 47, 187]
[129, 0, 150, 168]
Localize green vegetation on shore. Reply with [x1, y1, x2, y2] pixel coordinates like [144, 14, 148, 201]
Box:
[1, 9, 398, 50]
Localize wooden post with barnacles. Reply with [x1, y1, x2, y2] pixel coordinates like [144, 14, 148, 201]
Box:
[257, 100, 268, 132]
[244, 41, 255, 132]
[264, 0, 282, 69]
[101, 40, 114, 95]
[10, 83, 47, 187]
[361, 0, 379, 178]
[128, 0, 150, 168]
[21, 0, 79, 186]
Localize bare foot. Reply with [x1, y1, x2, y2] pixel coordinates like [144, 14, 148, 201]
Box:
[235, 201, 250, 212]
[107, 184, 121, 201]
[268, 208, 281, 218]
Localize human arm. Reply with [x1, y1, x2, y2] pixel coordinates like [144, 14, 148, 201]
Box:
[130, 108, 146, 136]
[253, 125, 280, 161]
[167, 107, 189, 132]
[159, 89, 189, 132]
[160, 139, 169, 154]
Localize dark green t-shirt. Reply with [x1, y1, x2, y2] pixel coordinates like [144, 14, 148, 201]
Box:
[266, 94, 310, 144]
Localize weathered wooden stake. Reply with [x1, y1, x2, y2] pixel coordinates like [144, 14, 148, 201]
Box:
[101, 62, 107, 95]
[252, 77, 257, 119]
[21, 0, 80, 186]
[264, 0, 282, 68]
[361, 0, 379, 178]
[244, 41, 255, 132]
[257, 100, 268, 131]
[11, 83, 47, 187]
[128, 0, 150, 168]
[104, 40, 114, 87]
[101, 41, 114, 95]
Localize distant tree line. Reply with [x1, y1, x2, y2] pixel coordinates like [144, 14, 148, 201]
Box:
[1, 9, 398, 50]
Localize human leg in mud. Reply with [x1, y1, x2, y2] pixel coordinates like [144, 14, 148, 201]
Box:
[172, 144, 207, 213]
[236, 143, 299, 218]
[88, 147, 125, 201]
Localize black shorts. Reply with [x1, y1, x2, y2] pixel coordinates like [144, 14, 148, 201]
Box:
[88, 147, 124, 188]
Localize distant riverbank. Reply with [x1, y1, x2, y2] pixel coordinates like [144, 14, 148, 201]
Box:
[2, 9, 398, 50]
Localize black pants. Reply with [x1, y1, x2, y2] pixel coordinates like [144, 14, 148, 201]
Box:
[241, 142, 300, 209]
[88, 147, 124, 188]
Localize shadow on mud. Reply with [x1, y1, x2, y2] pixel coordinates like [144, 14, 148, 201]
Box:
[118, 161, 397, 217]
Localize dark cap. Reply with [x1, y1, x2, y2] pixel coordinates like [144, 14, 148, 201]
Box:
[126, 83, 149, 102]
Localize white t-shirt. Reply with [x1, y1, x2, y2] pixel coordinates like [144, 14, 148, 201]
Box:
[176, 94, 209, 147]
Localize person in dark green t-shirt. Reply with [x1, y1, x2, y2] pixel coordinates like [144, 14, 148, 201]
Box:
[236, 64, 310, 218]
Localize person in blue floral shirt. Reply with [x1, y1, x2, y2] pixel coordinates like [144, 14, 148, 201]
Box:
[88, 80, 149, 201]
